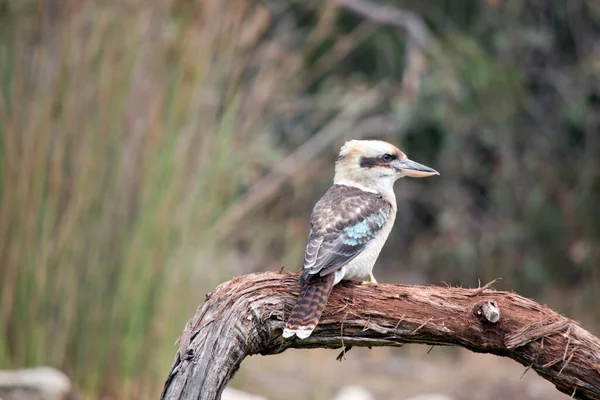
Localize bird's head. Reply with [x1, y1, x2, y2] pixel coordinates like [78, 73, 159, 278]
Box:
[333, 139, 439, 194]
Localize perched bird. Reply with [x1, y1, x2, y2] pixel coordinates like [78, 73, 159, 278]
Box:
[282, 140, 439, 339]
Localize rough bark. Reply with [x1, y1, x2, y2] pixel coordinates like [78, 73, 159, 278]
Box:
[160, 272, 600, 400]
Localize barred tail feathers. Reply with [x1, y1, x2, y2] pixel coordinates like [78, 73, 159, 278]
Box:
[282, 274, 335, 339]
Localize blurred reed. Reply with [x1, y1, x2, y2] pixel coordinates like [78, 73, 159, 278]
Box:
[0, 0, 300, 397]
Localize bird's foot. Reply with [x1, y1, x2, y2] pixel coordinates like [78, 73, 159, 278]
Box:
[361, 274, 379, 285]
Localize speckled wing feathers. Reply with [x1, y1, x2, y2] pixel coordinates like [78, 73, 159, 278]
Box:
[282, 185, 392, 339]
[302, 184, 392, 280]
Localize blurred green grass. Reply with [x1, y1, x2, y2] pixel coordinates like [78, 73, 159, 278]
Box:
[0, 1, 294, 397]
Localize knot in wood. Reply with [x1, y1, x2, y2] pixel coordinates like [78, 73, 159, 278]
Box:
[473, 299, 500, 324]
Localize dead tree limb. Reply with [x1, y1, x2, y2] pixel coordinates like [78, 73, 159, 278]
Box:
[334, 0, 430, 48]
[161, 272, 600, 400]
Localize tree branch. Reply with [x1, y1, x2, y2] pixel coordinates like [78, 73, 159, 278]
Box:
[334, 0, 430, 48]
[333, 0, 431, 98]
[161, 272, 600, 400]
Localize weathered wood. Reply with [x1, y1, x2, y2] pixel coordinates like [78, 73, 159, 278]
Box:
[160, 272, 600, 400]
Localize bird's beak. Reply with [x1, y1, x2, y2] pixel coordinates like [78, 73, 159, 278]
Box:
[393, 158, 439, 178]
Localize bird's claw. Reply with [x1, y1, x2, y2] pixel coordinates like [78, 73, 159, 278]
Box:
[361, 274, 378, 285]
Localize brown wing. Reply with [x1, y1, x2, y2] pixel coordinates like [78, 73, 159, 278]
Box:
[301, 184, 392, 284]
[283, 185, 392, 339]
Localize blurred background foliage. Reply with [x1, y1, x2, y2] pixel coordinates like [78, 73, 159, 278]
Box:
[0, 0, 599, 398]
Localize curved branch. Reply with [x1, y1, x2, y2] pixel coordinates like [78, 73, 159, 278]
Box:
[334, 0, 430, 49]
[161, 272, 600, 400]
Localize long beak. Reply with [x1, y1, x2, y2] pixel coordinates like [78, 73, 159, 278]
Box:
[394, 158, 439, 178]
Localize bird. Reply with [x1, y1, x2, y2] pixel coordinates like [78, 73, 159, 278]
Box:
[282, 139, 439, 339]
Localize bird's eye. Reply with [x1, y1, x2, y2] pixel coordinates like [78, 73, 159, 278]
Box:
[382, 154, 393, 162]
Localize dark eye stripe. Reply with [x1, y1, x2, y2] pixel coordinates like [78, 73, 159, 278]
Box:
[359, 154, 396, 168]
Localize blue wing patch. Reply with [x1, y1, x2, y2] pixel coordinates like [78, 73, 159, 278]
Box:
[343, 209, 390, 246]
[301, 185, 393, 282]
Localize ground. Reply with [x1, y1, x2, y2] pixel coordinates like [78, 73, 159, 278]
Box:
[231, 345, 569, 400]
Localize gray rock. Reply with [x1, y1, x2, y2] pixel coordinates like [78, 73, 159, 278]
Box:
[222, 387, 268, 400]
[405, 394, 455, 400]
[330, 385, 374, 400]
[0, 367, 71, 400]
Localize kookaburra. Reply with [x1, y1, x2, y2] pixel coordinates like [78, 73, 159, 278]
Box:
[282, 140, 439, 339]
